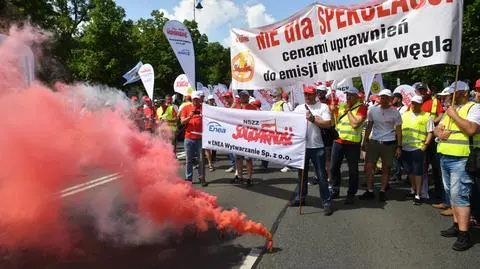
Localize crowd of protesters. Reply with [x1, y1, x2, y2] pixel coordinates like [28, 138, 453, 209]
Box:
[129, 78, 480, 251]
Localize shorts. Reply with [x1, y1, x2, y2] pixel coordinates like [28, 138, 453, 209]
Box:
[402, 149, 425, 176]
[367, 140, 396, 167]
[440, 155, 473, 207]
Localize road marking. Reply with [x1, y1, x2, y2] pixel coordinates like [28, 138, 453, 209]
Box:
[60, 174, 122, 198]
[176, 151, 186, 159]
[239, 249, 261, 269]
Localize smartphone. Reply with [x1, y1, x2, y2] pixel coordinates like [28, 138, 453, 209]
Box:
[304, 104, 311, 112]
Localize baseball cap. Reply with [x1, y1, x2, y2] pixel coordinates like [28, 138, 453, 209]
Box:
[281, 92, 289, 99]
[303, 85, 316, 95]
[222, 91, 233, 97]
[450, 81, 469, 91]
[207, 94, 214, 100]
[191, 91, 201, 99]
[249, 96, 256, 103]
[413, 82, 428, 91]
[378, 89, 392, 97]
[239, 90, 250, 97]
[438, 87, 453, 96]
[344, 86, 359, 95]
[411, 95, 423, 104]
[197, 91, 205, 97]
[316, 85, 327, 92]
[475, 79, 480, 89]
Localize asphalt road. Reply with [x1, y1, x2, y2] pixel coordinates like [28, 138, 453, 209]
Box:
[1, 149, 479, 269]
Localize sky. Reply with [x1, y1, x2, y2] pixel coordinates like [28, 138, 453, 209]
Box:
[115, 0, 363, 47]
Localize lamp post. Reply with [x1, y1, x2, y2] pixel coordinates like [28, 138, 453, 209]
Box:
[193, 0, 203, 21]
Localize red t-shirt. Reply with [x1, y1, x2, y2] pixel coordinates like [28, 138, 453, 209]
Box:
[233, 103, 259, 110]
[334, 104, 368, 144]
[181, 103, 203, 140]
[421, 98, 444, 114]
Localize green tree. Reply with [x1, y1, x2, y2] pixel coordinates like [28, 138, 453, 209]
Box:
[68, 0, 137, 87]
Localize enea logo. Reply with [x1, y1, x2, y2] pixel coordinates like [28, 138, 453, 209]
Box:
[231, 52, 254, 83]
[208, 122, 227, 133]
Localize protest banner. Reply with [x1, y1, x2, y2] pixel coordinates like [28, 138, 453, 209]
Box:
[163, 20, 196, 89]
[212, 84, 228, 107]
[230, 0, 462, 89]
[203, 105, 307, 169]
[362, 73, 385, 101]
[393, 84, 416, 106]
[138, 64, 155, 100]
[174, 74, 194, 96]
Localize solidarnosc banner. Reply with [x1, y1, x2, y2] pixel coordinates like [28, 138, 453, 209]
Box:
[163, 20, 196, 90]
[230, 0, 462, 89]
[203, 105, 307, 169]
[138, 64, 155, 100]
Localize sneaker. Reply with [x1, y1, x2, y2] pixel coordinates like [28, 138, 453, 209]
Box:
[452, 231, 472, 251]
[413, 197, 422, 205]
[359, 191, 375, 200]
[324, 206, 333, 216]
[225, 167, 235, 173]
[344, 194, 355, 205]
[432, 203, 448, 210]
[441, 223, 459, 237]
[378, 191, 387, 202]
[441, 208, 453, 216]
[289, 200, 305, 207]
[407, 192, 416, 198]
[246, 179, 253, 187]
[280, 167, 290, 173]
[231, 175, 239, 184]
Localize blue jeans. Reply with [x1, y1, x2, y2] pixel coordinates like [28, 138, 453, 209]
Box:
[439, 154, 473, 207]
[295, 148, 331, 207]
[184, 138, 202, 180]
[228, 153, 236, 168]
[330, 142, 361, 196]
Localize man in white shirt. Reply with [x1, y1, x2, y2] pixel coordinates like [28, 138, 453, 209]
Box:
[290, 86, 333, 216]
[361, 89, 403, 202]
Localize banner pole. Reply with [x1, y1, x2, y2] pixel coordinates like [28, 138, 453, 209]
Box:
[447, 65, 460, 130]
[299, 168, 305, 215]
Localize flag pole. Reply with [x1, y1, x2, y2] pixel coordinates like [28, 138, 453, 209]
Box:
[447, 65, 460, 130]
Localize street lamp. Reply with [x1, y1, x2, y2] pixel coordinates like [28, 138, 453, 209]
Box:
[193, 0, 203, 21]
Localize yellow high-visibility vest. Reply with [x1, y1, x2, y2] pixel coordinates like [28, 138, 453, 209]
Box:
[335, 102, 363, 143]
[271, 100, 285, 112]
[402, 110, 430, 150]
[437, 102, 480, 157]
[157, 105, 177, 131]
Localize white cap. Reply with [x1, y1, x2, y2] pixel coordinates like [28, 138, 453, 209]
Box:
[249, 96, 256, 104]
[438, 87, 453, 96]
[450, 81, 470, 91]
[411, 95, 424, 104]
[378, 89, 392, 97]
[344, 86, 359, 95]
[191, 91, 201, 99]
[197, 90, 205, 97]
[316, 85, 327, 92]
[207, 94, 214, 100]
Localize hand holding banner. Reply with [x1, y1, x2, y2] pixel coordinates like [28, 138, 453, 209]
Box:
[138, 64, 155, 100]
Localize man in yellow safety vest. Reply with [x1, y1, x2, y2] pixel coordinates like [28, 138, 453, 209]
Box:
[435, 81, 480, 251]
[157, 94, 179, 153]
[401, 95, 434, 205]
[330, 87, 368, 204]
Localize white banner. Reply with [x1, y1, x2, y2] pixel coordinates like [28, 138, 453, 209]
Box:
[174, 74, 194, 96]
[122, 61, 143, 86]
[230, 0, 462, 89]
[212, 84, 228, 107]
[138, 64, 155, 100]
[203, 105, 307, 169]
[163, 20, 196, 90]
[393, 84, 416, 107]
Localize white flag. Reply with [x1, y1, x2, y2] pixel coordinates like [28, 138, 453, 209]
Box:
[163, 20, 196, 90]
[138, 64, 155, 100]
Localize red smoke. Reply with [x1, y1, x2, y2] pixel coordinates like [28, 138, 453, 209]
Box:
[0, 26, 271, 255]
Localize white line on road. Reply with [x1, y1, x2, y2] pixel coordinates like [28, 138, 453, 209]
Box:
[176, 151, 186, 159]
[60, 174, 122, 198]
[239, 249, 262, 269]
